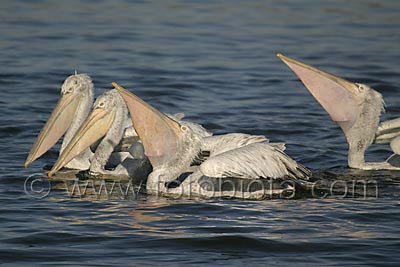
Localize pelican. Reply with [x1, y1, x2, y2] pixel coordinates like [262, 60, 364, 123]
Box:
[47, 90, 198, 179]
[25, 73, 94, 170]
[46, 89, 151, 179]
[112, 82, 311, 198]
[277, 53, 400, 170]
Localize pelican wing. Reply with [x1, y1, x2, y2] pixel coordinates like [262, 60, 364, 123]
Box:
[199, 142, 310, 180]
[375, 118, 400, 144]
[203, 133, 269, 157]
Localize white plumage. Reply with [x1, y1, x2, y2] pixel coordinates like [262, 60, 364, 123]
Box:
[199, 141, 309, 180]
[25, 73, 94, 170]
[49, 89, 152, 178]
[113, 82, 311, 198]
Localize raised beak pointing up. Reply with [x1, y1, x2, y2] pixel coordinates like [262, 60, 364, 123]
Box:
[277, 53, 363, 132]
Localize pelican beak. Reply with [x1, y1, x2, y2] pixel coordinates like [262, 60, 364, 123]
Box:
[112, 82, 183, 168]
[47, 107, 115, 177]
[277, 53, 362, 132]
[24, 93, 82, 168]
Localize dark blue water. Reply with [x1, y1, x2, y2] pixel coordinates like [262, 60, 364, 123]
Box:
[1, 0, 400, 266]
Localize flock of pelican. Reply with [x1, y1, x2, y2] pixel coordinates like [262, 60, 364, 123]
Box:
[24, 54, 400, 198]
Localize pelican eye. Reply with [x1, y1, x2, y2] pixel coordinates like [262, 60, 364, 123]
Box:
[356, 84, 365, 92]
[98, 102, 105, 108]
[180, 125, 188, 131]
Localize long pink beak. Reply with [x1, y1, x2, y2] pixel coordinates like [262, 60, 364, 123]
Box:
[25, 93, 82, 168]
[277, 53, 362, 132]
[112, 82, 184, 168]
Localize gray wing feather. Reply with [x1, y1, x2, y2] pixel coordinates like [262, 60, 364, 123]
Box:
[202, 133, 271, 157]
[375, 118, 400, 144]
[199, 142, 310, 180]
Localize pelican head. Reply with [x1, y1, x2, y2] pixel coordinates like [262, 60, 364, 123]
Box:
[277, 53, 384, 167]
[112, 82, 202, 191]
[25, 73, 94, 168]
[48, 90, 126, 176]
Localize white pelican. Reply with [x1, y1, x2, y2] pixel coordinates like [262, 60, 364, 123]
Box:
[112, 82, 311, 198]
[277, 53, 400, 170]
[47, 89, 150, 179]
[25, 73, 94, 170]
[47, 90, 198, 179]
